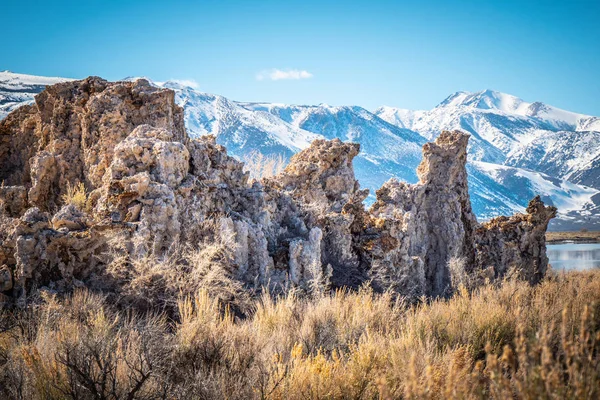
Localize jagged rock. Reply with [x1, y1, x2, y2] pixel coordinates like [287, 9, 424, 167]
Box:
[474, 196, 557, 284]
[2, 207, 104, 299]
[96, 125, 189, 254]
[265, 138, 369, 287]
[0, 77, 185, 211]
[28, 151, 59, 209]
[0, 265, 12, 292]
[0, 185, 27, 217]
[52, 204, 87, 231]
[366, 131, 477, 297]
[0, 78, 556, 305]
[289, 227, 327, 288]
[270, 138, 365, 212]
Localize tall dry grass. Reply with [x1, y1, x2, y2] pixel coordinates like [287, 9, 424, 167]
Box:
[1, 270, 599, 399]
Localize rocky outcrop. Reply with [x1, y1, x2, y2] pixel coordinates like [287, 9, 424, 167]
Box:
[264, 138, 369, 287]
[365, 131, 477, 297]
[474, 196, 557, 284]
[6, 207, 103, 300]
[0, 77, 556, 305]
[0, 185, 27, 217]
[0, 77, 185, 212]
[363, 131, 556, 297]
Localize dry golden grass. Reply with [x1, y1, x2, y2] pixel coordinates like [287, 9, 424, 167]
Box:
[61, 182, 88, 210]
[105, 219, 253, 315]
[1, 270, 599, 399]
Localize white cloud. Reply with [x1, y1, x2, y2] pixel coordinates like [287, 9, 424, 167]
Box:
[169, 79, 199, 89]
[256, 69, 313, 81]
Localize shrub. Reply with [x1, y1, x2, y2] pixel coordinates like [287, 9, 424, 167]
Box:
[1, 271, 600, 399]
[61, 182, 88, 210]
[105, 218, 253, 316]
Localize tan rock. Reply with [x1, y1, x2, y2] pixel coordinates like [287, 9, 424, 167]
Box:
[0, 265, 12, 291]
[474, 196, 557, 284]
[52, 204, 87, 231]
[0, 78, 557, 303]
[0, 185, 27, 217]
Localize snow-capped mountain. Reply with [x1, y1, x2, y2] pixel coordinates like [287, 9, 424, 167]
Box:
[505, 130, 600, 187]
[468, 162, 600, 230]
[374, 107, 426, 130]
[376, 90, 599, 163]
[160, 82, 429, 193]
[2, 71, 599, 230]
[238, 102, 428, 186]
[0, 71, 72, 119]
[375, 89, 600, 193]
[163, 82, 323, 157]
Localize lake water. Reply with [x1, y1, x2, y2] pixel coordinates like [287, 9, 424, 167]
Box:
[547, 243, 600, 271]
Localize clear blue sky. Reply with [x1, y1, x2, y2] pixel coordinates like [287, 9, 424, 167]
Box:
[3, 0, 600, 114]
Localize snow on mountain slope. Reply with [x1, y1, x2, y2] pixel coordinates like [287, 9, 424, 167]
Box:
[436, 89, 589, 130]
[373, 106, 426, 130]
[0, 71, 73, 119]
[471, 162, 599, 214]
[245, 102, 426, 145]
[2, 72, 599, 229]
[376, 89, 600, 190]
[239, 102, 427, 183]
[506, 130, 600, 188]
[162, 82, 323, 158]
[469, 162, 600, 230]
[577, 116, 600, 132]
[0, 71, 70, 89]
[376, 90, 599, 162]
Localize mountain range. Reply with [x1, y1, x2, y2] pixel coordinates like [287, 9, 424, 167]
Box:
[2, 70, 599, 230]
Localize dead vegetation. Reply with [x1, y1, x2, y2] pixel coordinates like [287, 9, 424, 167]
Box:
[1, 269, 599, 399]
[61, 182, 88, 211]
[242, 151, 287, 182]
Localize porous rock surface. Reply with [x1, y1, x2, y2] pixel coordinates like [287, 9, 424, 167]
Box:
[474, 196, 557, 285]
[365, 131, 477, 297]
[0, 77, 557, 303]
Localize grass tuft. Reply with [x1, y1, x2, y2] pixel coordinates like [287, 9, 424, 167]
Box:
[61, 182, 88, 210]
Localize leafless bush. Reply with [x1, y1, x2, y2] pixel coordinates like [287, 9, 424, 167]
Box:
[0, 291, 171, 400]
[105, 218, 252, 316]
[242, 151, 286, 182]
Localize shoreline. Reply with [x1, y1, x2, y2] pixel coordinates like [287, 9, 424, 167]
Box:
[547, 239, 600, 245]
[546, 231, 600, 245]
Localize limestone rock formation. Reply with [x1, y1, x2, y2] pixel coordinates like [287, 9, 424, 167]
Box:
[264, 138, 369, 287]
[366, 131, 476, 297]
[0, 77, 185, 212]
[0, 185, 27, 217]
[474, 196, 557, 284]
[364, 131, 556, 297]
[0, 77, 556, 306]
